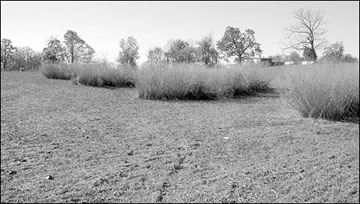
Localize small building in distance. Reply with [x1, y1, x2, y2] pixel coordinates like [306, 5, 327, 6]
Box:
[272, 61, 285, 66]
[259, 58, 273, 65]
[220, 57, 313, 67]
[244, 57, 287, 67]
[301, 61, 315, 65]
[242, 57, 274, 66]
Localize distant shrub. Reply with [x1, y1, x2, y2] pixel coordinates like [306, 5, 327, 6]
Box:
[41, 63, 137, 88]
[286, 63, 359, 122]
[40, 63, 74, 80]
[72, 63, 137, 88]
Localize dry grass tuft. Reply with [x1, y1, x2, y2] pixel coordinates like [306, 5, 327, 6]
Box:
[285, 63, 359, 122]
[137, 63, 275, 100]
[40, 63, 75, 80]
[41, 63, 137, 88]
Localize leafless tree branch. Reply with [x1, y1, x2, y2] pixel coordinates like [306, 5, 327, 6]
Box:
[282, 8, 328, 60]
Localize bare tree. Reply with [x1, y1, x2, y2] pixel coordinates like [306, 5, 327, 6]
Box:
[284, 8, 328, 61]
[12, 47, 42, 71]
[1, 38, 16, 70]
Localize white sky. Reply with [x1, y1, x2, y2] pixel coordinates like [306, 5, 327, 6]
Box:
[1, 1, 359, 63]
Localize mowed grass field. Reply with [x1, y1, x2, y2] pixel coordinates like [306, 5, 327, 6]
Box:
[1, 70, 359, 203]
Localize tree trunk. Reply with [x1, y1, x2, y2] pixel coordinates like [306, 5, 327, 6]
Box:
[3, 60, 7, 70]
[236, 50, 244, 63]
[310, 41, 317, 61]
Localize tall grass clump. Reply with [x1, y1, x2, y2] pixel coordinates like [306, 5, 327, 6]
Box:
[72, 63, 137, 88]
[40, 63, 75, 80]
[137, 63, 276, 100]
[137, 63, 218, 100]
[286, 63, 359, 122]
[226, 64, 276, 96]
[41, 62, 137, 88]
[207, 67, 248, 98]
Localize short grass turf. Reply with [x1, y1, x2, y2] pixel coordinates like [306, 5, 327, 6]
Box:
[1, 71, 359, 203]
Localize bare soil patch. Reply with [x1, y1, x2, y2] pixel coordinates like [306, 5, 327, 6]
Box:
[1, 71, 359, 203]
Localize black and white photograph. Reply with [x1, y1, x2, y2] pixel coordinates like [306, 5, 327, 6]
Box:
[1, 1, 359, 203]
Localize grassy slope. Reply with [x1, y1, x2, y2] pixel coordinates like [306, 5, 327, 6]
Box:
[1, 71, 359, 203]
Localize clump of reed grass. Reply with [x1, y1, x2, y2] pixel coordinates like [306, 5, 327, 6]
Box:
[285, 63, 359, 122]
[137, 63, 217, 100]
[137, 63, 275, 100]
[41, 63, 137, 88]
[40, 63, 74, 80]
[226, 65, 275, 96]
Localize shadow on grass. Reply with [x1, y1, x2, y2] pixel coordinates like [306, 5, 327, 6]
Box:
[71, 80, 136, 89]
[100, 85, 136, 89]
[327, 118, 359, 124]
[142, 91, 281, 104]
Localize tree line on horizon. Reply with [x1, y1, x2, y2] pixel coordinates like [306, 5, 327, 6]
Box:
[1, 8, 358, 71]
